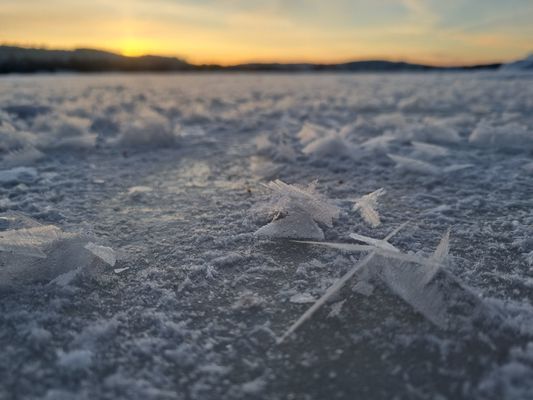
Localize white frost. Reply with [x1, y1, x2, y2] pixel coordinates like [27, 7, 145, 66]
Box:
[255, 212, 325, 240]
[0, 225, 64, 258]
[352, 188, 386, 227]
[84, 242, 117, 266]
[0, 166, 38, 184]
[290, 292, 316, 304]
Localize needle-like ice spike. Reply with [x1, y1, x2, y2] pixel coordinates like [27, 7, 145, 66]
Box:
[277, 252, 376, 344]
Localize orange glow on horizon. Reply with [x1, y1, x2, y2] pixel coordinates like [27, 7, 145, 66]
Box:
[115, 38, 158, 57]
[1, 0, 531, 67]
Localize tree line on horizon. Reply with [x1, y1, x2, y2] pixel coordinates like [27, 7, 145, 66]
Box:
[0, 45, 502, 73]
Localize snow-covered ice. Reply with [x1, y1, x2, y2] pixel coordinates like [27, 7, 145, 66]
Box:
[0, 72, 532, 399]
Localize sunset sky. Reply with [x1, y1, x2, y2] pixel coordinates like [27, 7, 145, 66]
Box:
[1, 0, 532, 65]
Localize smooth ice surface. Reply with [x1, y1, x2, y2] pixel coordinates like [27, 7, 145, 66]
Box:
[0, 72, 532, 400]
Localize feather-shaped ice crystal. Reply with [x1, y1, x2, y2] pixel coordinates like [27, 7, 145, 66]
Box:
[0, 225, 64, 258]
[352, 188, 386, 227]
[263, 180, 340, 228]
[388, 154, 472, 176]
[84, 242, 117, 266]
[421, 228, 451, 285]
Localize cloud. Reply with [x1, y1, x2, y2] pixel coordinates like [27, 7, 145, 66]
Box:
[399, 0, 439, 30]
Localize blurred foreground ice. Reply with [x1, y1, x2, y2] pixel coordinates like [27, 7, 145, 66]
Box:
[0, 212, 116, 288]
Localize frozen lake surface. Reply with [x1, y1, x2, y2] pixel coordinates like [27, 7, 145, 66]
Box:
[0, 72, 532, 399]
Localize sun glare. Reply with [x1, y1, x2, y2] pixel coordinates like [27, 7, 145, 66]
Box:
[118, 39, 147, 57]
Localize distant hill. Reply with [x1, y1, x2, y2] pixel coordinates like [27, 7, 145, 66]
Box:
[0, 45, 502, 74]
[227, 60, 500, 72]
[224, 60, 436, 72]
[0, 46, 192, 73]
[499, 54, 533, 71]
